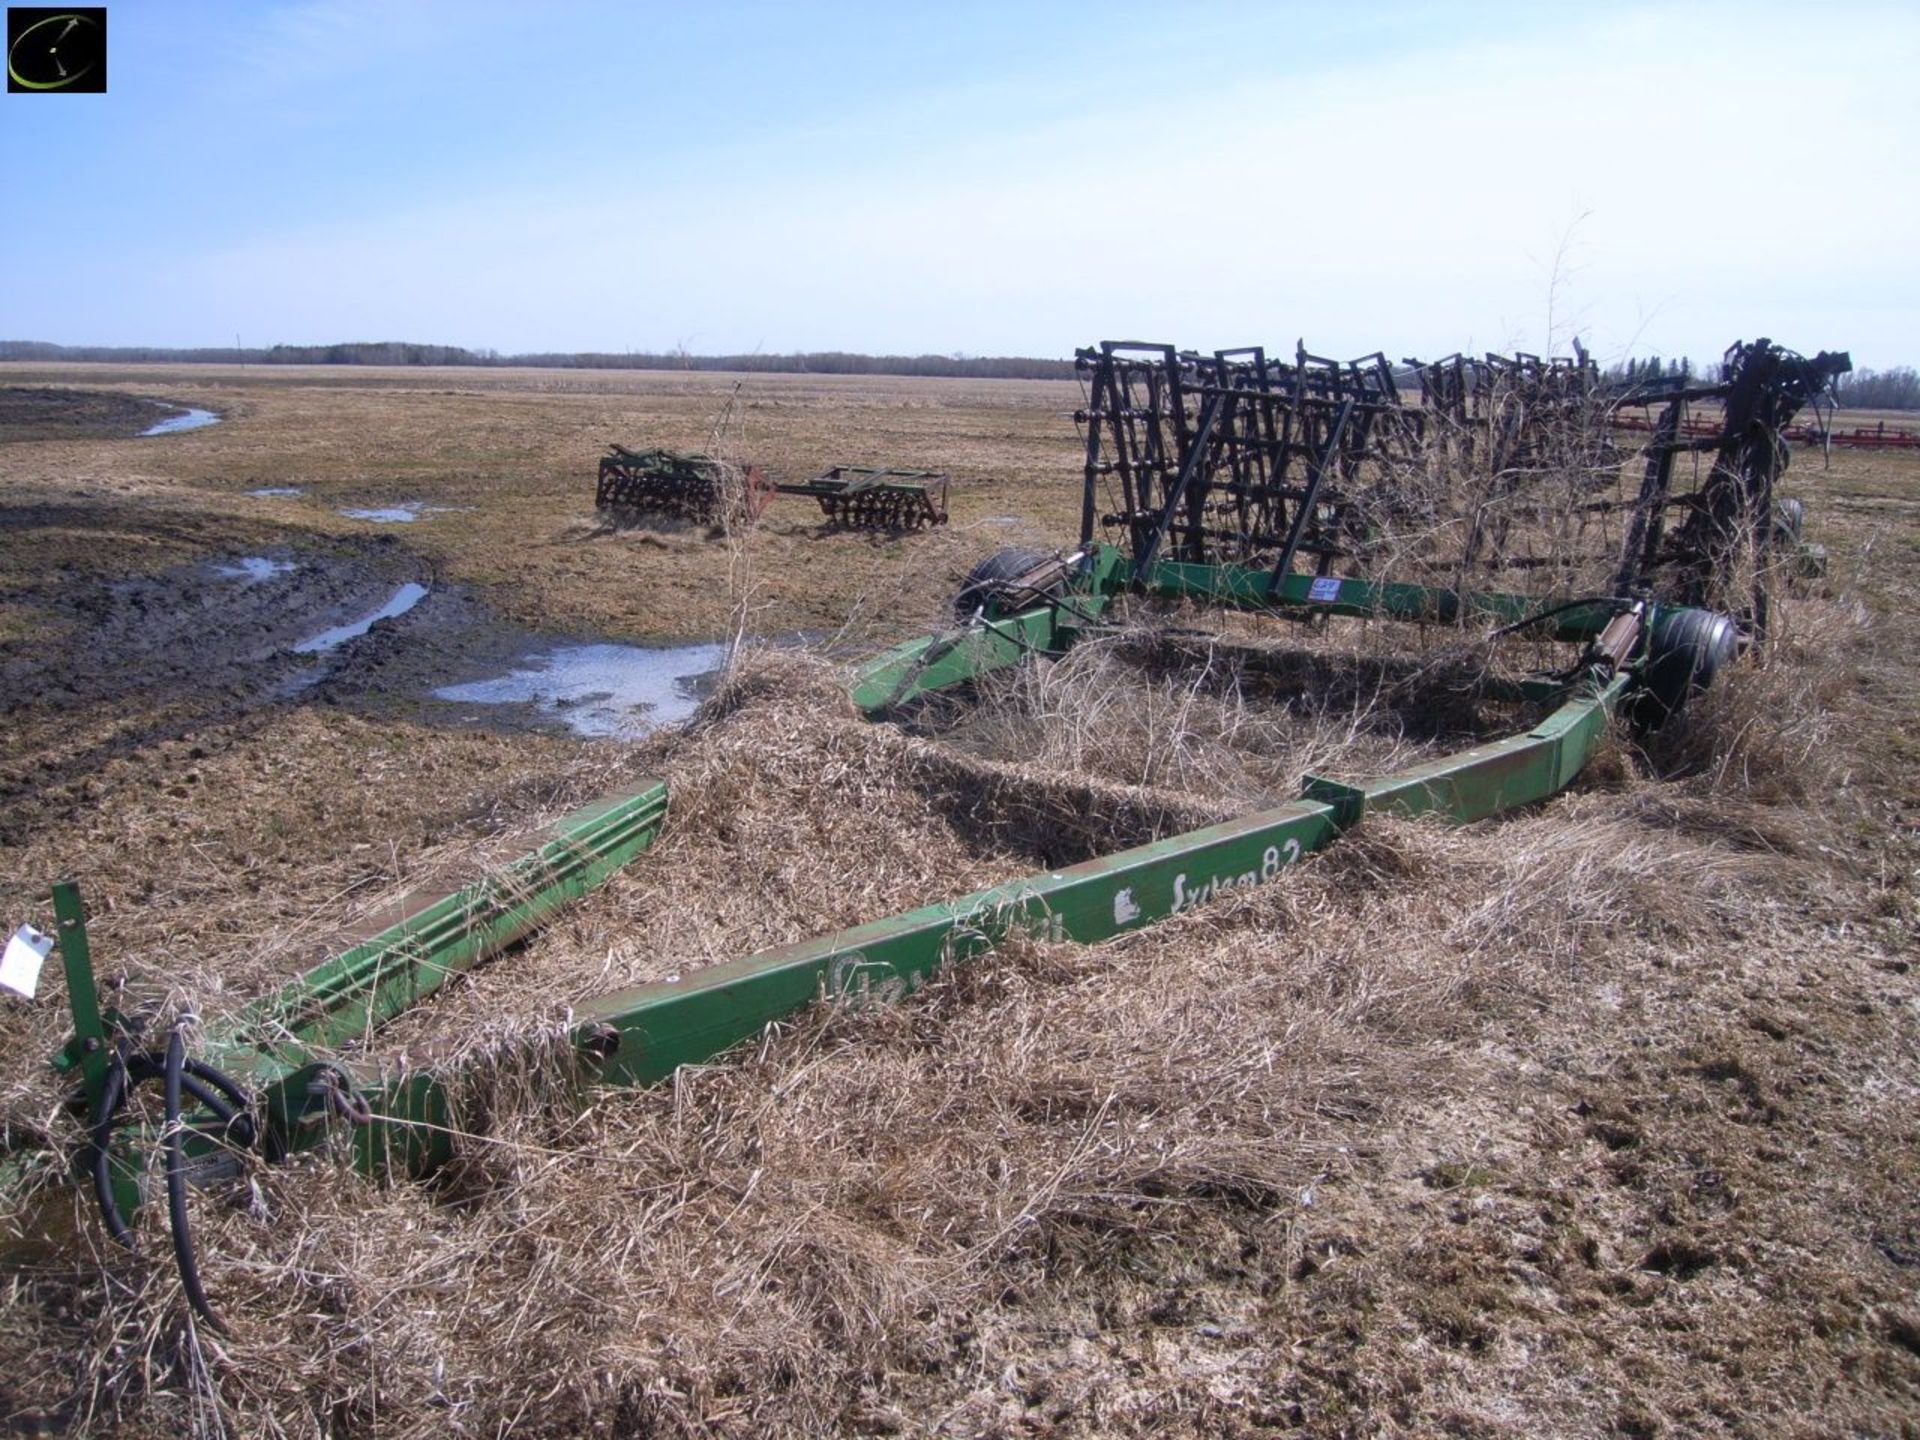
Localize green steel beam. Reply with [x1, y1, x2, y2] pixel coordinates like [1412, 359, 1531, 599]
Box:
[851, 546, 1621, 717]
[50, 782, 670, 1098]
[223, 781, 670, 1081]
[316, 667, 1629, 1182]
[1141, 560, 1621, 641]
[30, 558, 1638, 1221]
[849, 547, 1130, 712]
[50, 882, 110, 1112]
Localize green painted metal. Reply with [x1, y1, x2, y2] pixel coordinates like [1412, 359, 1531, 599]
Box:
[1141, 560, 1621, 641]
[23, 781, 672, 1226]
[849, 547, 1130, 712]
[49, 882, 109, 1107]
[221, 781, 670, 1077]
[322, 665, 1630, 1182]
[850, 545, 1621, 717]
[1302, 672, 1628, 825]
[30, 541, 1642, 1219]
[48, 781, 669, 1104]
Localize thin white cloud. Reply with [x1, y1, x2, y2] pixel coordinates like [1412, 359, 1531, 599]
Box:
[47, 3, 1920, 363]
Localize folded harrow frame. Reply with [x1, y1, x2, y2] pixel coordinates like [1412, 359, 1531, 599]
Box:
[1075, 336, 1847, 631]
[7, 332, 1842, 1331]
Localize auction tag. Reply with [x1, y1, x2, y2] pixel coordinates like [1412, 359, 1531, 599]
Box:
[1, 924, 54, 999]
[1307, 576, 1342, 603]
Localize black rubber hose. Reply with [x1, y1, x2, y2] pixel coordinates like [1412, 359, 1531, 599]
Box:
[90, 1046, 137, 1249]
[182, 1057, 252, 1117]
[1487, 596, 1622, 639]
[125, 1054, 247, 1137]
[164, 1028, 228, 1332]
[180, 1057, 257, 1149]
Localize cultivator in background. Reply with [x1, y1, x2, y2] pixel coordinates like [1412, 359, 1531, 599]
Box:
[774, 465, 950, 529]
[8, 329, 1854, 1333]
[1612, 412, 1920, 450]
[595, 445, 775, 525]
[597, 449, 949, 532]
[1804, 421, 1920, 449]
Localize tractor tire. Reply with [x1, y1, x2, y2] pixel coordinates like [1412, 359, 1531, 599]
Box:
[1630, 606, 1740, 730]
[954, 547, 1051, 621]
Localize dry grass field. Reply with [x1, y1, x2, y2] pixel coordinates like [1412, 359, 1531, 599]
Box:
[0, 363, 1915, 1438]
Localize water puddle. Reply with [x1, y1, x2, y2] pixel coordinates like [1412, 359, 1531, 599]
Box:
[435, 641, 728, 738]
[292, 583, 430, 654]
[248, 486, 304, 498]
[339, 502, 453, 524]
[214, 556, 294, 584]
[141, 406, 220, 436]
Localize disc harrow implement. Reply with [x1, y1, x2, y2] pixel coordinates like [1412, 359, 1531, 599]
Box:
[594, 444, 774, 526]
[774, 465, 950, 530]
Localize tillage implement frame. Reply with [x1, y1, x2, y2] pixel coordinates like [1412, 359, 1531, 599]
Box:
[11, 333, 1845, 1330]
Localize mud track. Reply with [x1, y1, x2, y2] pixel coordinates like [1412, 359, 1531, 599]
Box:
[0, 387, 177, 443]
[0, 518, 693, 846]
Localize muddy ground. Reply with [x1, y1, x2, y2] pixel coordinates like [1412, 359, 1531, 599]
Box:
[0, 388, 184, 444]
[0, 364, 1914, 1438]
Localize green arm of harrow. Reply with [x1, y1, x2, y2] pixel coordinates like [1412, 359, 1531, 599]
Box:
[49, 782, 670, 1097]
[325, 668, 1630, 1180]
[851, 545, 1622, 716]
[222, 782, 669, 1075]
[15, 782, 671, 1231]
[28, 544, 1638, 1224]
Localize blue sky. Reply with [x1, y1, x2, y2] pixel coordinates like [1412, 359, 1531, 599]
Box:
[4, 0, 1916, 364]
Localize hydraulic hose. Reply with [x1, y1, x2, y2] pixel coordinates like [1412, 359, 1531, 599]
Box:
[89, 1046, 137, 1249]
[163, 1026, 228, 1331]
[85, 1026, 254, 1329]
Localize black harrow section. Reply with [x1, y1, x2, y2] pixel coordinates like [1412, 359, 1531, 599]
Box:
[1074, 342, 1422, 584]
[1075, 337, 1850, 626]
[1608, 339, 1851, 630]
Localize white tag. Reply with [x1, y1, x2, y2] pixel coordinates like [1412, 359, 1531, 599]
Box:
[1, 924, 55, 999]
[1308, 576, 1342, 603]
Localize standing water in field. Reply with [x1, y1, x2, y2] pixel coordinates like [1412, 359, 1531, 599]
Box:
[339, 502, 463, 523]
[435, 642, 728, 739]
[214, 556, 295, 583]
[141, 406, 220, 436]
[292, 583, 430, 653]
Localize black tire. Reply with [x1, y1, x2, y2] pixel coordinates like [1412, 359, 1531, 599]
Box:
[1772, 497, 1806, 546]
[1630, 606, 1739, 729]
[954, 547, 1051, 621]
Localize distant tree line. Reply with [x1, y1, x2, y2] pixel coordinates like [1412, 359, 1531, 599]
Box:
[1831, 366, 1920, 411]
[10, 339, 1911, 407]
[1600, 355, 1694, 385]
[0, 339, 1077, 381]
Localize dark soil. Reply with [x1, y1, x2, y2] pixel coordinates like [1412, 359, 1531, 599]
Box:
[0, 387, 173, 442]
[0, 523, 710, 848]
